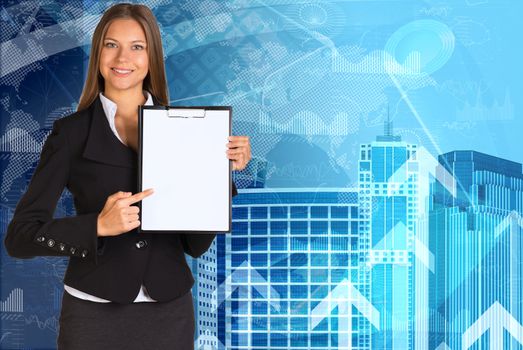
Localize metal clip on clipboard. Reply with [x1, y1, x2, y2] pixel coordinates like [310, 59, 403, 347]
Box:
[167, 109, 206, 118]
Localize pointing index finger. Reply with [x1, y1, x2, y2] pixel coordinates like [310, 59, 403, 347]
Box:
[122, 188, 154, 206]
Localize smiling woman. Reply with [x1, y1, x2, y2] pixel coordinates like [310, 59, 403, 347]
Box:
[4, 3, 251, 350]
[77, 4, 168, 111]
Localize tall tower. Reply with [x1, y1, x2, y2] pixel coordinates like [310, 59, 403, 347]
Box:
[189, 243, 219, 350]
[429, 151, 523, 349]
[358, 121, 418, 349]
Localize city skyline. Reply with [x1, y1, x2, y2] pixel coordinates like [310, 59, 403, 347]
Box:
[2, 1, 522, 348]
[3, 118, 523, 348]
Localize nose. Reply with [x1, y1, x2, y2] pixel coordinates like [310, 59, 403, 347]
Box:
[115, 47, 130, 63]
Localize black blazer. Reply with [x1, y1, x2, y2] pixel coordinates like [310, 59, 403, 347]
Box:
[4, 96, 237, 304]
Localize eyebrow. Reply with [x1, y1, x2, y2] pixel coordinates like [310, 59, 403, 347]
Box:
[104, 37, 146, 44]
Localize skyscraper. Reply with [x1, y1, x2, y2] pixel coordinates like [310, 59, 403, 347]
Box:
[429, 151, 523, 349]
[188, 241, 219, 350]
[358, 120, 418, 349]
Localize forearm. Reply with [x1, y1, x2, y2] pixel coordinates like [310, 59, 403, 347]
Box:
[5, 213, 101, 263]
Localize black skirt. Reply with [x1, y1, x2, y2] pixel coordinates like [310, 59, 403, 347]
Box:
[57, 290, 195, 350]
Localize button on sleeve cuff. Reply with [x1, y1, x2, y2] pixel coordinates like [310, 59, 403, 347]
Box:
[27, 212, 100, 265]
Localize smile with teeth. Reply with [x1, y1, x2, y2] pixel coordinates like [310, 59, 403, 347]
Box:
[112, 68, 133, 75]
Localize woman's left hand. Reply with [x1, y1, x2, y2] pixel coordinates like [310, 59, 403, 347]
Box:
[226, 136, 251, 171]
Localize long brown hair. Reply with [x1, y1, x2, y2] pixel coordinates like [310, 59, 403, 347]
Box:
[77, 3, 168, 111]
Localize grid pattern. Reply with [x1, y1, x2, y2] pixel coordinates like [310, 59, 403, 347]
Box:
[227, 189, 368, 349]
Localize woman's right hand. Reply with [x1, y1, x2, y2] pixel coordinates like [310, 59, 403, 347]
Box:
[96, 189, 154, 237]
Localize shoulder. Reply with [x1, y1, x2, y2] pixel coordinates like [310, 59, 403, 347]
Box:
[53, 96, 103, 134]
[54, 106, 92, 131]
[50, 98, 100, 147]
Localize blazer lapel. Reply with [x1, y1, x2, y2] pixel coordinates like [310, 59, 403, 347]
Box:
[82, 97, 137, 168]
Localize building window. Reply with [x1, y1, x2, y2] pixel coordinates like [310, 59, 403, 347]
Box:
[290, 317, 308, 331]
[270, 206, 288, 219]
[251, 237, 268, 251]
[311, 269, 328, 282]
[270, 221, 288, 235]
[251, 221, 268, 235]
[332, 221, 348, 234]
[311, 206, 328, 218]
[232, 237, 248, 250]
[291, 206, 308, 218]
[311, 221, 328, 234]
[290, 253, 308, 266]
[270, 237, 288, 251]
[251, 206, 268, 219]
[291, 221, 308, 234]
[270, 269, 288, 283]
[291, 236, 308, 250]
[290, 285, 307, 299]
[270, 317, 288, 331]
[231, 253, 247, 267]
[270, 253, 288, 267]
[232, 221, 248, 235]
[250, 253, 267, 267]
[270, 333, 288, 347]
[332, 206, 348, 218]
[232, 207, 248, 219]
[310, 253, 328, 266]
[252, 332, 268, 346]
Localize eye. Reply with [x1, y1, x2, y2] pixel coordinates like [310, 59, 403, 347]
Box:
[132, 44, 145, 50]
[104, 42, 117, 48]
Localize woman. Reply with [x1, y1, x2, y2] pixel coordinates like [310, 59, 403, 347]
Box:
[4, 3, 251, 349]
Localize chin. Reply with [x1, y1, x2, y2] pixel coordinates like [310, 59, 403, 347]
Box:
[107, 81, 142, 92]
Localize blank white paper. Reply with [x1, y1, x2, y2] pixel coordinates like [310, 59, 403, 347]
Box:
[140, 108, 230, 232]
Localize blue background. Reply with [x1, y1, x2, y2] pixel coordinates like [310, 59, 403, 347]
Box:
[1, 0, 522, 349]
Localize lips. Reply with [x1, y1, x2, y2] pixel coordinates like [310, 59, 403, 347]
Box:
[111, 68, 133, 76]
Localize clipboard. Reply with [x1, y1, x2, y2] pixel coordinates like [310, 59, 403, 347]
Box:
[137, 105, 232, 233]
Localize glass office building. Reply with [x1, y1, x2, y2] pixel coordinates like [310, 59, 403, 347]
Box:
[358, 125, 418, 350]
[189, 241, 219, 350]
[227, 188, 368, 349]
[429, 151, 523, 349]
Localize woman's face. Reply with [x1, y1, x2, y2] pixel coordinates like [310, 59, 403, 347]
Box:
[99, 19, 149, 95]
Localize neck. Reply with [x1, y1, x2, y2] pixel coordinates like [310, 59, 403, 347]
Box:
[103, 87, 146, 119]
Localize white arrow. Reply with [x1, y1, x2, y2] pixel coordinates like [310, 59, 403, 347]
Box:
[462, 301, 523, 349]
[369, 222, 434, 272]
[435, 341, 451, 350]
[413, 230, 435, 273]
[387, 146, 457, 215]
[211, 260, 280, 313]
[385, 147, 450, 350]
[493, 210, 523, 333]
[372, 221, 408, 251]
[494, 211, 523, 238]
[310, 278, 380, 349]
